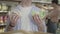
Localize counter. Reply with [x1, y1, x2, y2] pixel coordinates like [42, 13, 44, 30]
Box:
[0, 30, 53, 34]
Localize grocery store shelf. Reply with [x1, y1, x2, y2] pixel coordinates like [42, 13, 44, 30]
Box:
[0, 11, 8, 12]
[0, 11, 8, 14]
[0, 0, 20, 2]
[0, 24, 6, 26]
[0, 0, 60, 4]
[33, 1, 51, 4]
[0, 24, 6, 27]
[0, 0, 51, 4]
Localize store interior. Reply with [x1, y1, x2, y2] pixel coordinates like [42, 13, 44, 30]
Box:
[0, 0, 60, 34]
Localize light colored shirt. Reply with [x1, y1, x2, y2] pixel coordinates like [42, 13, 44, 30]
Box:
[5, 5, 47, 32]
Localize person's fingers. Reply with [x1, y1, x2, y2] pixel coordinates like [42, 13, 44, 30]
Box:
[10, 13, 19, 26]
[34, 15, 40, 23]
[10, 15, 14, 22]
[12, 16, 19, 24]
[33, 16, 38, 23]
[14, 15, 19, 23]
[33, 14, 42, 25]
[10, 15, 19, 26]
[12, 14, 18, 20]
[33, 15, 40, 24]
[37, 16, 42, 24]
[10, 13, 17, 20]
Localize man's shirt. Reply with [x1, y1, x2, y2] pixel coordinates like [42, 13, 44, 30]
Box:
[5, 5, 47, 32]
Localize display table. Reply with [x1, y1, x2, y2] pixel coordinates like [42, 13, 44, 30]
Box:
[0, 30, 53, 34]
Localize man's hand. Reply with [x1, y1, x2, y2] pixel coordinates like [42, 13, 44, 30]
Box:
[32, 14, 42, 25]
[32, 14, 46, 32]
[6, 13, 19, 31]
[10, 13, 19, 27]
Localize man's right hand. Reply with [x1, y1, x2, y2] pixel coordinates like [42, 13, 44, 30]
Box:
[9, 13, 19, 27]
[32, 14, 46, 32]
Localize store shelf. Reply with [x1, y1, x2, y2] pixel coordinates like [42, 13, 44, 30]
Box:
[0, 0, 19, 1]
[0, 24, 6, 27]
[0, 0, 60, 4]
[0, 12, 8, 16]
[0, 11, 8, 14]
[33, 1, 51, 4]
[0, 24, 6, 26]
[0, 0, 51, 4]
[0, 11, 8, 12]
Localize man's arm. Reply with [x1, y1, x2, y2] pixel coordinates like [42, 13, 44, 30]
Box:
[6, 13, 19, 31]
[32, 14, 46, 32]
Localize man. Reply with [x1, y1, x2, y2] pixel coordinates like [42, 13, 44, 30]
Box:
[5, 0, 47, 32]
[46, 0, 60, 33]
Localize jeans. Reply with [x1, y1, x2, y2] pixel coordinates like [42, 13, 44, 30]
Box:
[47, 19, 57, 34]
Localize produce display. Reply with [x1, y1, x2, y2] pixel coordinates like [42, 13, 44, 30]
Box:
[0, 3, 9, 33]
[0, 4, 1, 10]
[2, 5, 8, 11]
[0, 3, 9, 12]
